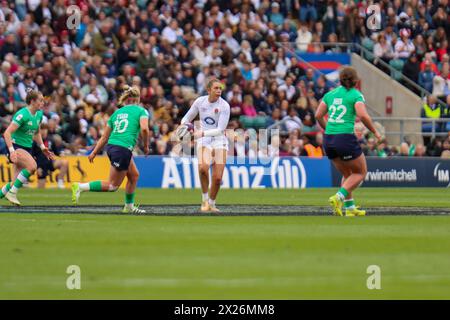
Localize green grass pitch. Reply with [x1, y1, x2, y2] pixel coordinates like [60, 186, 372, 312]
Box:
[1, 188, 450, 299]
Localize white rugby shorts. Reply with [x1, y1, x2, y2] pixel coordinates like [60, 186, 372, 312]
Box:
[196, 135, 229, 151]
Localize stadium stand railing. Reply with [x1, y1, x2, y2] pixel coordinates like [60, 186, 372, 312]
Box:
[372, 117, 450, 141]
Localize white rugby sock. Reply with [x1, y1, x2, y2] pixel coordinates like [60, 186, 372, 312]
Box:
[202, 193, 209, 202]
[125, 203, 133, 209]
[208, 199, 216, 207]
[79, 183, 90, 191]
[9, 186, 19, 194]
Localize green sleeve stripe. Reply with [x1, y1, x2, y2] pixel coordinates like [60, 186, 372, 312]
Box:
[12, 121, 21, 126]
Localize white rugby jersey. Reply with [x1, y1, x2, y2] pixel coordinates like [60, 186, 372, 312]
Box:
[181, 95, 230, 137]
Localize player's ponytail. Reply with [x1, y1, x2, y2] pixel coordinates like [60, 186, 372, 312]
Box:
[26, 88, 40, 104]
[339, 66, 358, 89]
[118, 85, 140, 106]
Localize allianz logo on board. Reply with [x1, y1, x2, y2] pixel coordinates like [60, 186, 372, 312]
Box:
[161, 157, 307, 189]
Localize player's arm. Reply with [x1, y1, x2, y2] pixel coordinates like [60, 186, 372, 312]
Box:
[3, 122, 19, 153]
[199, 106, 230, 138]
[180, 99, 199, 125]
[88, 126, 112, 163]
[139, 116, 150, 155]
[355, 101, 382, 142]
[33, 128, 56, 160]
[314, 100, 328, 130]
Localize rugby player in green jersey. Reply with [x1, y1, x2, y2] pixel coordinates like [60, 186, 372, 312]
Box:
[315, 67, 382, 217]
[71, 85, 150, 214]
[1, 89, 56, 206]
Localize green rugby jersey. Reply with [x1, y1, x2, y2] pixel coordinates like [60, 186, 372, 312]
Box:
[322, 86, 366, 135]
[11, 107, 43, 148]
[107, 104, 149, 150]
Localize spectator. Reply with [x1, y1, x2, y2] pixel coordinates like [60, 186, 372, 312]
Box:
[432, 66, 450, 100]
[421, 95, 446, 145]
[0, 32, 20, 59]
[136, 43, 156, 81]
[93, 19, 119, 57]
[278, 76, 297, 102]
[295, 0, 318, 25]
[402, 53, 421, 93]
[296, 22, 312, 52]
[287, 56, 306, 83]
[268, 2, 284, 27]
[394, 28, 415, 60]
[419, 59, 437, 93]
[363, 138, 379, 157]
[301, 133, 324, 158]
[161, 20, 183, 45]
[266, 108, 282, 127]
[241, 95, 257, 118]
[283, 107, 303, 133]
[374, 34, 395, 73]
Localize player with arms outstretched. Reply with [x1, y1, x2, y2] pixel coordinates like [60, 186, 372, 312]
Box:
[1, 89, 55, 205]
[178, 78, 230, 212]
[71, 85, 150, 213]
[315, 66, 382, 217]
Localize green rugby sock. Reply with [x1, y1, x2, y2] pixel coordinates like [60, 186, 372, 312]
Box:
[0, 183, 11, 198]
[344, 199, 355, 209]
[337, 187, 349, 200]
[10, 169, 31, 193]
[89, 181, 103, 192]
[125, 193, 135, 205]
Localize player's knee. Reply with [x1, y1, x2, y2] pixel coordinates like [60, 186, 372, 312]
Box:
[63, 160, 69, 168]
[28, 164, 37, 174]
[108, 184, 119, 192]
[361, 170, 367, 181]
[199, 166, 209, 176]
[128, 171, 139, 183]
[212, 176, 222, 186]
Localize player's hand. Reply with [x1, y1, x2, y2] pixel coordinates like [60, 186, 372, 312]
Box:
[193, 130, 204, 139]
[374, 131, 383, 144]
[143, 145, 150, 155]
[42, 148, 56, 161]
[88, 152, 96, 163]
[9, 150, 18, 163]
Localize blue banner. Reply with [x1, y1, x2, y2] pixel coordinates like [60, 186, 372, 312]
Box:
[332, 158, 450, 187]
[134, 156, 332, 189]
[296, 53, 350, 74]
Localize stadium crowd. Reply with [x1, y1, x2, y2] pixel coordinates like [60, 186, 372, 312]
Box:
[0, 0, 449, 160]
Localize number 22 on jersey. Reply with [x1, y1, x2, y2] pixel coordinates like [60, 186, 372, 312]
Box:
[328, 98, 347, 124]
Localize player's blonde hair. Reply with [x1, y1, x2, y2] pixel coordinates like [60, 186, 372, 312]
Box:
[118, 85, 140, 106]
[206, 78, 224, 91]
[26, 88, 42, 104]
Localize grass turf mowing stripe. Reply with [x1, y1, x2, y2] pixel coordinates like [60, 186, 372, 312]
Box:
[2, 205, 450, 215]
[0, 214, 449, 299]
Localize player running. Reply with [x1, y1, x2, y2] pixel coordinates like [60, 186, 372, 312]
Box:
[177, 78, 230, 212]
[0, 89, 56, 206]
[71, 85, 150, 214]
[315, 66, 382, 217]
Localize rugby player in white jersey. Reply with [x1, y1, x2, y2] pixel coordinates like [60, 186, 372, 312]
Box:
[177, 78, 230, 212]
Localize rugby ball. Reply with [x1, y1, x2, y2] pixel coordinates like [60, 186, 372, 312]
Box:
[176, 123, 193, 140]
